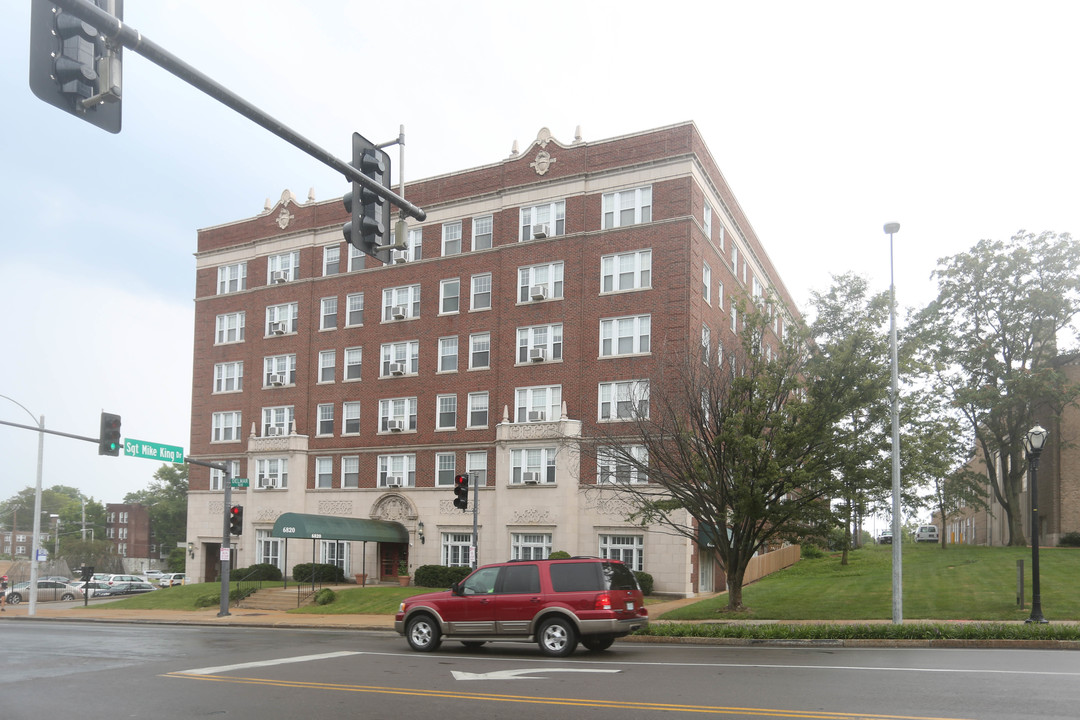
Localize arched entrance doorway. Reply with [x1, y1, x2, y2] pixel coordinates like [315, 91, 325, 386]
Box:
[371, 493, 416, 581]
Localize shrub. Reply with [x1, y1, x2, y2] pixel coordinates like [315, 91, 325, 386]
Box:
[1060, 532, 1080, 547]
[314, 588, 337, 605]
[548, 550, 571, 559]
[228, 587, 256, 603]
[232, 563, 283, 582]
[292, 563, 345, 583]
[194, 594, 218, 608]
[413, 564, 473, 588]
[801, 544, 826, 559]
[634, 571, 654, 595]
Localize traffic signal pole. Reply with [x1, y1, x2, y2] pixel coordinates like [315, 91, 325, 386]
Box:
[188, 457, 231, 617]
[40, 0, 426, 223]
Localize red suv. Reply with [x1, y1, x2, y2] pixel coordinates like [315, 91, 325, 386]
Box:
[394, 557, 648, 657]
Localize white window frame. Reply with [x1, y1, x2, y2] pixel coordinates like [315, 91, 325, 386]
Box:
[210, 460, 241, 491]
[255, 457, 289, 489]
[511, 533, 552, 560]
[266, 303, 298, 335]
[323, 245, 340, 276]
[469, 332, 490, 370]
[263, 354, 297, 387]
[717, 281, 725, 312]
[442, 221, 462, 256]
[213, 361, 243, 393]
[318, 350, 335, 383]
[440, 278, 460, 314]
[438, 336, 458, 373]
[602, 186, 652, 229]
[471, 214, 493, 250]
[467, 391, 489, 429]
[381, 340, 419, 376]
[211, 412, 242, 442]
[597, 445, 648, 484]
[598, 379, 650, 421]
[267, 251, 300, 283]
[436, 394, 457, 430]
[346, 292, 364, 327]
[520, 200, 565, 240]
[436, 452, 456, 486]
[703, 263, 712, 304]
[515, 385, 561, 423]
[342, 455, 360, 489]
[378, 453, 416, 487]
[442, 532, 474, 567]
[344, 347, 363, 381]
[517, 324, 563, 363]
[382, 284, 421, 321]
[704, 202, 713, 239]
[217, 262, 247, 294]
[317, 403, 334, 436]
[601, 249, 651, 293]
[262, 406, 294, 436]
[315, 457, 333, 488]
[320, 297, 338, 330]
[518, 262, 564, 302]
[343, 401, 361, 434]
[466, 451, 488, 486]
[600, 315, 651, 357]
[599, 534, 643, 571]
[470, 273, 492, 310]
[215, 312, 245, 344]
[510, 447, 557, 484]
[379, 397, 418, 432]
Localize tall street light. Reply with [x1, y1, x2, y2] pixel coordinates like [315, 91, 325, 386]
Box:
[1025, 424, 1049, 624]
[0, 394, 45, 617]
[884, 222, 903, 624]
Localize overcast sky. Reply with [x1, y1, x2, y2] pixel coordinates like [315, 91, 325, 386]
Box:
[2, 1, 1077, 509]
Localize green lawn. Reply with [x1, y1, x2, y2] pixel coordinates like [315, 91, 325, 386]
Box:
[661, 543, 1080, 621]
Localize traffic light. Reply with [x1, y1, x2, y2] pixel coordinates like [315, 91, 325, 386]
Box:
[98, 411, 121, 456]
[29, 0, 124, 134]
[453, 474, 469, 511]
[80, 565, 94, 582]
[229, 505, 243, 535]
[341, 131, 393, 263]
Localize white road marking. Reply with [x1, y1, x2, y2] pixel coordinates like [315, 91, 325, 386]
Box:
[179, 651, 361, 675]
[452, 668, 621, 681]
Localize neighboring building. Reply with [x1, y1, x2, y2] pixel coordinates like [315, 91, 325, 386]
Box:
[184, 123, 801, 595]
[0, 529, 51, 559]
[106, 503, 165, 573]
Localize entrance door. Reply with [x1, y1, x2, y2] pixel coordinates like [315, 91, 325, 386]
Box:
[379, 543, 407, 581]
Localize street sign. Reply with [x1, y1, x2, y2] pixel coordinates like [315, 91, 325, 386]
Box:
[124, 438, 184, 463]
[230, 477, 249, 488]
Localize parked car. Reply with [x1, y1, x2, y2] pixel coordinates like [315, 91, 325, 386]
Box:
[395, 557, 648, 657]
[158, 573, 185, 588]
[4, 580, 79, 604]
[103, 574, 144, 586]
[877, 530, 892, 545]
[144, 569, 164, 579]
[913, 525, 939, 543]
[94, 581, 156, 597]
[69, 581, 109, 598]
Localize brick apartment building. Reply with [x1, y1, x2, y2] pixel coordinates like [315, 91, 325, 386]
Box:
[106, 502, 164, 573]
[184, 122, 801, 595]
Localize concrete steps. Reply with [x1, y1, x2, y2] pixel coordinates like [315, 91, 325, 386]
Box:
[235, 587, 315, 611]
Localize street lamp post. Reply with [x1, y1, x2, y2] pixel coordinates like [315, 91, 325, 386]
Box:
[0, 394, 45, 617]
[884, 222, 903, 624]
[1025, 424, 1049, 624]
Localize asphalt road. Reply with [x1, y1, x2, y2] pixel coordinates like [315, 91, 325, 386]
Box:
[5, 621, 1080, 719]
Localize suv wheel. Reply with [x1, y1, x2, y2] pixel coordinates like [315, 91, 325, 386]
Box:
[7, 593, 22, 605]
[581, 635, 615, 652]
[537, 617, 577, 657]
[405, 614, 442, 652]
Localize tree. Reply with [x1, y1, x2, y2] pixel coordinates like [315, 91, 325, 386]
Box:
[911, 231, 1080, 545]
[124, 463, 188, 560]
[587, 299, 862, 611]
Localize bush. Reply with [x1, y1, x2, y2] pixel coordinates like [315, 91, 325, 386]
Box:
[314, 588, 337, 605]
[549, 550, 571, 559]
[634, 571, 654, 595]
[229, 587, 256, 603]
[413, 564, 473, 588]
[194, 594, 218, 608]
[1060, 532, 1080, 547]
[292, 563, 345, 583]
[801, 544, 826, 559]
[231, 563, 283, 582]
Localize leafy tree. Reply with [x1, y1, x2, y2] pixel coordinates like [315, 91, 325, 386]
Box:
[123, 463, 188, 559]
[911, 231, 1080, 545]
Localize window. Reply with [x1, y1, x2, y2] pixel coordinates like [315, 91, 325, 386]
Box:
[212, 412, 241, 442]
[321, 297, 338, 330]
[718, 223, 726, 253]
[323, 245, 340, 276]
[599, 534, 643, 571]
[753, 276, 764, 303]
[267, 251, 300, 283]
[318, 350, 335, 383]
[346, 293, 364, 327]
[406, 227, 423, 261]
[378, 454, 416, 487]
[436, 394, 457, 430]
[520, 200, 565, 240]
[315, 457, 333, 488]
[597, 445, 648, 484]
[515, 385, 561, 423]
[321, 540, 349, 571]
[379, 397, 417, 432]
[511, 533, 552, 560]
[510, 447, 557, 484]
[732, 245, 739, 279]
[215, 312, 245, 344]
[472, 214, 492, 250]
[317, 404, 334, 435]
[440, 278, 460, 314]
[347, 244, 365, 272]
[731, 305, 738, 333]
[468, 392, 489, 428]
[438, 336, 458, 372]
[262, 406, 295, 436]
[519, 262, 564, 302]
[345, 347, 363, 381]
[217, 262, 247, 294]
[264, 354, 297, 386]
[471, 273, 492, 310]
[469, 332, 490, 369]
[210, 460, 241, 491]
[442, 533, 473, 567]
[600, 315, 651, 357]
[517, 324, 562, 363]
[256, 458, 288, 489]
[466, 451, 487, 486]
[602, 186, 652, 228]
[598, 380, 650, 421]
[381, 340, 419, 376]
[383, 284, 421, 321]
[256, 529, 283, 573]
[717, 281, 725, 312]
[703, 263, 712, 303]
[342, 456, 359, 489]
[436, 452, 456, 486]
[343, 401, 361, 434]
[214, 361, 243, 393]
[704, 202, 712, 239]
[266, 303, 298, 334]
[601, 249, 651, 293]
[442, 221, 462, 256]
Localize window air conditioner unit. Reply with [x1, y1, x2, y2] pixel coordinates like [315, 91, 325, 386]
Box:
[271, 270, 288, 284]
[268, 374, 285, 386]
[387, 419, 405, 432]
[269, 321, 287, 335]
[529, 347, 547, 362]
[532, 223, 550, 239]
[388, 362, 406, 376]
[258, 476, 276, 489]
[522, 472, 541, 484]
[267, 426, 284, 436]
[393, 250, 408, 264]
[529, 285, 548, 301]
[391, 305, 407, 320]
[385, 476, 403, 487]
[527, 410, 546, 422]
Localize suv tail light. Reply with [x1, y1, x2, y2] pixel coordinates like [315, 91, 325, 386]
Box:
[594, 592, 612, 610]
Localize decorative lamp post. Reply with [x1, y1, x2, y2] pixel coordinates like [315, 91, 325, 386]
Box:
[1025, 424, 1049, 624]
[884, 222, 902, 624]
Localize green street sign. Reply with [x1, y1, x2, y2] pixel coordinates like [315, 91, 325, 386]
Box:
[124, 438, 184, 464]
[230, 477, 250, 488]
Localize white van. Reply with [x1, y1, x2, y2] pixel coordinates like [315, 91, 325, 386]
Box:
[913, 525, 939, 543]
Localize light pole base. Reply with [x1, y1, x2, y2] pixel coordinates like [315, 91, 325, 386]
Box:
[1025, 613, 1049, 625]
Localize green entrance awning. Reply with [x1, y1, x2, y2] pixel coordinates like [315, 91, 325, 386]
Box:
[271, 513, 408, 543]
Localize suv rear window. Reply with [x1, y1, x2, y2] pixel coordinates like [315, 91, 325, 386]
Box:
[603, 562, 640, 590]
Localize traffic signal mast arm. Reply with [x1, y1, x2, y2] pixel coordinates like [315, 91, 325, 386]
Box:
[42, 0, 426, 223]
